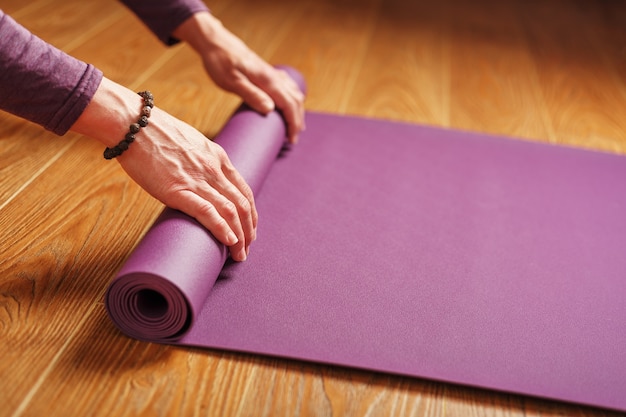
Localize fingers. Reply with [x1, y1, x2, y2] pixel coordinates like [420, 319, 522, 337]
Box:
[176, 190, 241, 249]
[228, 65, 306, 144]
[257, 68, 305, 144]
[273, 70, 306, 144]
[173, 181, 255, 262]
[195, 17, 305, 142]
[229, 72, 276, 115]
[209, 154, 257, 262]
[113, 94, 258, 262]
[221, 158, 258, 230]
[167, 151, 257, 262]
[213, 156, 258, 260]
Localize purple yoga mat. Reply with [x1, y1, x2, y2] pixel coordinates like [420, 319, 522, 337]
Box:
[106, 69, 626, 412]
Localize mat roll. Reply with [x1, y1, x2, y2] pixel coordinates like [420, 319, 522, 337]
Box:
[106, 68, 626, 412]
[105, 68, 305, 342]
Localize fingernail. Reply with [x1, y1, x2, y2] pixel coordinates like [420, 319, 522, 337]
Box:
[261, 99, 275, 113]
[227, 231, 238, 245]
[239, 248, 247, 262]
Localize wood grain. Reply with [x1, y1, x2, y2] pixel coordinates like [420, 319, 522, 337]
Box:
[446, 0, 553, 141]
[346, 0, 451, 125]
[0, 137, 162, 414]
[0, 0, 124, 207]
[8, 0, 124, 52]
[268, 0, 383, 113]
[0, 117, 72, 207]
[1, 0, 625, 416]
[518, 0, 626, 152]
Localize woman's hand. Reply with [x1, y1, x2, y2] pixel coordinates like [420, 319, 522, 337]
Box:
[72, 78, 256, 262]
[173, 12, 305, 144]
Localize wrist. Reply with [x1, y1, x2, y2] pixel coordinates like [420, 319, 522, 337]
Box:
[71, 77, 145, 148]
[172, 11, 223, 54]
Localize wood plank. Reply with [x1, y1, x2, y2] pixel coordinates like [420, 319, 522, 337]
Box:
[0, 0, 54, 18]
[0, 138, 162, 416]
[7, 0, 124, 52]
[17, 306, 327, 416]
[518, 0, 626, 153]
[345, 0, 450, 126]
[576, 0, 626, 154]
[0, 117, 72, 207]
[595, 1, 626, 88]
[447, 0, 554, 141]
[67, 14, 172, 89]
[267, 0, 383, 113]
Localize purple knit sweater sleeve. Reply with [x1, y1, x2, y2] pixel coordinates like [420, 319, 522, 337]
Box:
[0, 10, 103, 135]
[118, 0, 209, 45]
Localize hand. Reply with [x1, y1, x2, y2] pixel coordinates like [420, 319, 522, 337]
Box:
[118, 107, 257, 262]
[173, 12, 305, 144]
[72, 78, 256, 262]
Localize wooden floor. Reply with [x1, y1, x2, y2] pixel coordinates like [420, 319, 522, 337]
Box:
[1, 0, 625, 416]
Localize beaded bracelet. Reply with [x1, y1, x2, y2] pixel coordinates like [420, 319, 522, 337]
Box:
[103, 91, 154, 160]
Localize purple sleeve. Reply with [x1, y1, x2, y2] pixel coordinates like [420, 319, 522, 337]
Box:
[0, 10, 103, 136]
[118, 0, 209, 45]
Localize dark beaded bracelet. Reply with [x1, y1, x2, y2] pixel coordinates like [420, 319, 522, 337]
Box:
[103, 91, 154, 160]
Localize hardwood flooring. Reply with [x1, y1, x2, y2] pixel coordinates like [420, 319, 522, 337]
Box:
[1, 0, 624, 415]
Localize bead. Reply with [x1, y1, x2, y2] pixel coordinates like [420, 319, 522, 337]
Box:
[104, 90, 154, 160]
[139, 90, 153, 100]
[104, 146, 121, 159]
[104, 147, 115, 159]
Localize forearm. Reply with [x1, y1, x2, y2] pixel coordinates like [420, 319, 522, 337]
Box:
[0, 10, 102, 135]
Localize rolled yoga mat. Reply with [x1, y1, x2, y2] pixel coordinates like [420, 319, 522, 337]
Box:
[106, 68, 626, 412]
